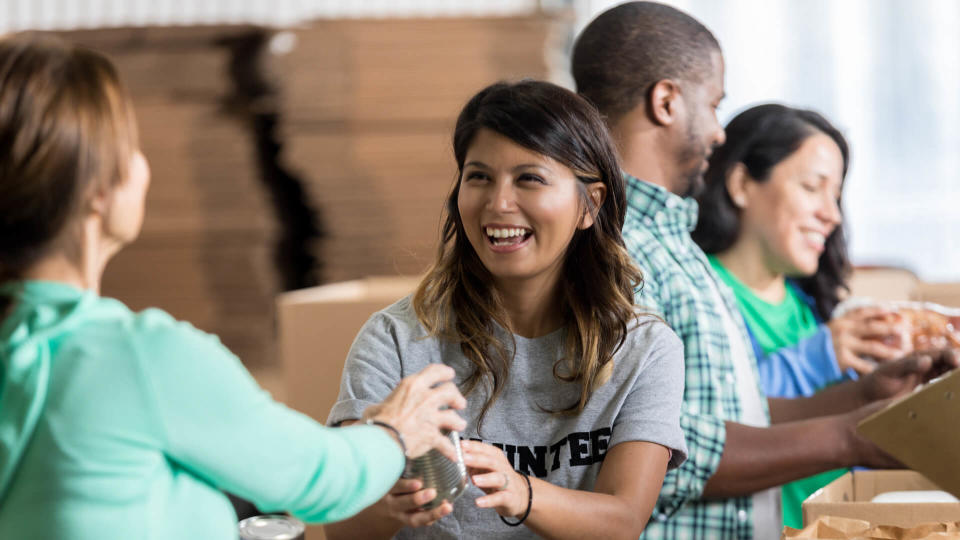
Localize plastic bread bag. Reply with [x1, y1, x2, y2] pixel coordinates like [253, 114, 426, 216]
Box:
[832, 298, 960, 354]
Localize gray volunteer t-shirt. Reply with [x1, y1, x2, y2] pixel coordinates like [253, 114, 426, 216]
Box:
[328, 296, 687, 539]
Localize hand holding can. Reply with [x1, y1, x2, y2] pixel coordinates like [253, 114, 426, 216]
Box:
[362, 364, 467, 462]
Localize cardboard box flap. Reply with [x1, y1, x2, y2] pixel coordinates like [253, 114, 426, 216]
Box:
[276, 276, 419, 427]
[278, 276, 421, 305]
[857, 368, 960, 498]
[803, 471, 960, 528]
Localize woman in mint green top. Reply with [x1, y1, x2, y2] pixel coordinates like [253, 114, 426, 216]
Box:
[692, 104, 912, 529]
[0, 35, 466, 539]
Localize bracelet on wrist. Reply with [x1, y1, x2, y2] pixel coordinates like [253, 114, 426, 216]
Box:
[366, 419, 408, 461]
[500, 471, 532, 527]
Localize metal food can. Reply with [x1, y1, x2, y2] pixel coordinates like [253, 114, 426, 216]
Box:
[403, 430, 468, 510]
[238, 515, 306, 540]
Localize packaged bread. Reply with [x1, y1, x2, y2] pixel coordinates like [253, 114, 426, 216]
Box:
[834, 299, 960, 352]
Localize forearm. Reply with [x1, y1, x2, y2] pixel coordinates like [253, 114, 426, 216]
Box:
[323, 498, 403, 540]
[702, 418, 849, 498]
[522, 478, 657, 540]
[768, 379, 865, 423]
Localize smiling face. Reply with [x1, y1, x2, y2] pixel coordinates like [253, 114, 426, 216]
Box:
[457, 128, 596, 291]
[738, 132, 845, 276]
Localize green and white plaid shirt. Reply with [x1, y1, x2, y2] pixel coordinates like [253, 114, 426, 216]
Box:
[623, 175, 769, 539]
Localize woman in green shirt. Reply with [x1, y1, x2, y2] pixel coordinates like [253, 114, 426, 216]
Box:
[692, 104, 910, 528]
[0, 35, 467, 539]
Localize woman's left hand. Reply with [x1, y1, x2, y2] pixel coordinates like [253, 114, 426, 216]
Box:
[461, 440, 528, 518]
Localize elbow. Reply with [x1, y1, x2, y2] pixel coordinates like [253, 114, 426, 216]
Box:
[625, 519, 651, 539]
[616, 519, 650, 540]
[608, 504, 653, 540]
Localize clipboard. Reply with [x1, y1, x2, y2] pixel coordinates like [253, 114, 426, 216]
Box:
[857, 368, 960, 498]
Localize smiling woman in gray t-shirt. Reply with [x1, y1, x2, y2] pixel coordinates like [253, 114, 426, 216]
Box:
[324, 80, 687, 540]
[330, 298, 685, 539]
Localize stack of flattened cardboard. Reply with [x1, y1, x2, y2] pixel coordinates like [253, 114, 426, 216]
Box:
[58, 26, 280, 369]
[277, 16, 559, 283]
[55, 16, 558, 380]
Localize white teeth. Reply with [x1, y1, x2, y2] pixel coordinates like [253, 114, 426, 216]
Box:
[804, 231, 825, 246]
[485, 227, 528, 239]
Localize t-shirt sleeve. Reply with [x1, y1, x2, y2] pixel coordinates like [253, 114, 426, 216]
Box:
[756, 324, 845, 398]
[327, 312, 404, 426]
[610, 319, 687, 469]
[130, 310, 404, 524]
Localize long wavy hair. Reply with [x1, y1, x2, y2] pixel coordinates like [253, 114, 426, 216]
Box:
[692, 103, 850, 319]
[413, 80, 644, 430]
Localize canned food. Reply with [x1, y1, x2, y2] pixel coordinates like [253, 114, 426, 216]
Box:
[403, 430, 468, 510]
[238, 514, 305, 540]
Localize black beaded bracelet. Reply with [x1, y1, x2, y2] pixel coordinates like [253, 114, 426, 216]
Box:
[499, 472, 532, 527]
[365, 419, 408, 459]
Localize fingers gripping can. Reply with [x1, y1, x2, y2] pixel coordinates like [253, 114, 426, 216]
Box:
[238, 515, 305, 540]
[403, 430, 468, 509]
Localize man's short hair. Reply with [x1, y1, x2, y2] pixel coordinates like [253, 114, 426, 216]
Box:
[572, 1, 721, 122]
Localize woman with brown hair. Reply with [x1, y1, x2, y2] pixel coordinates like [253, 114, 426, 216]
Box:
[0, 35, 467, 539]
[326, 80, 687, 539]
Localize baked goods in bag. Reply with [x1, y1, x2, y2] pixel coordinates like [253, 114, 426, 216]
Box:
[834, 299, 960, 354]
[879, 308, 960, 351]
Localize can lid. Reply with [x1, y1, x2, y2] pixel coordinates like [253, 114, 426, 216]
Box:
[238, 515, 305, 540]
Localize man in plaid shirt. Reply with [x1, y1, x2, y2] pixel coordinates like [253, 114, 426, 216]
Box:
[572, 3, 959, 538]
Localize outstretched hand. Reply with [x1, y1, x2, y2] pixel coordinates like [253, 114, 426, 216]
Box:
[858, 348, 959, 404]
[836, 399, 904, 469]
[828, 307, 910, 374]
[380, 477, 453, 528]
[362, 364, 467, 461]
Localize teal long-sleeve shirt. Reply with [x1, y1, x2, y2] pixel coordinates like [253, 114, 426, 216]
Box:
[0, 280, 403, 539]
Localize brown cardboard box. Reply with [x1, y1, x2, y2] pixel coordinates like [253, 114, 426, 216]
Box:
[847, 266, 920, 302]
[276, 276, 419, 424]
[916, 281, 960, 308]
[802, 470, 960, 528]
[276, 276, 419, 540]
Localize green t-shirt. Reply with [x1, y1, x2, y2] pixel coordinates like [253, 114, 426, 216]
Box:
[708, 256, 846, 530]
[708, 256, 820, 353]
[0, 280, 404, 539]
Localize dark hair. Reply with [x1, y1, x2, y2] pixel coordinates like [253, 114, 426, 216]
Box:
[692, 103, 851, 319]
[0, 34, 138, 283]
[572, 1, 721, 122]
[413, 80, 644, 430]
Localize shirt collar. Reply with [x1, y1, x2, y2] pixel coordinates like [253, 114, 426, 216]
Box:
[0, 280, 88, 306]
[623, 173, 700, 233]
